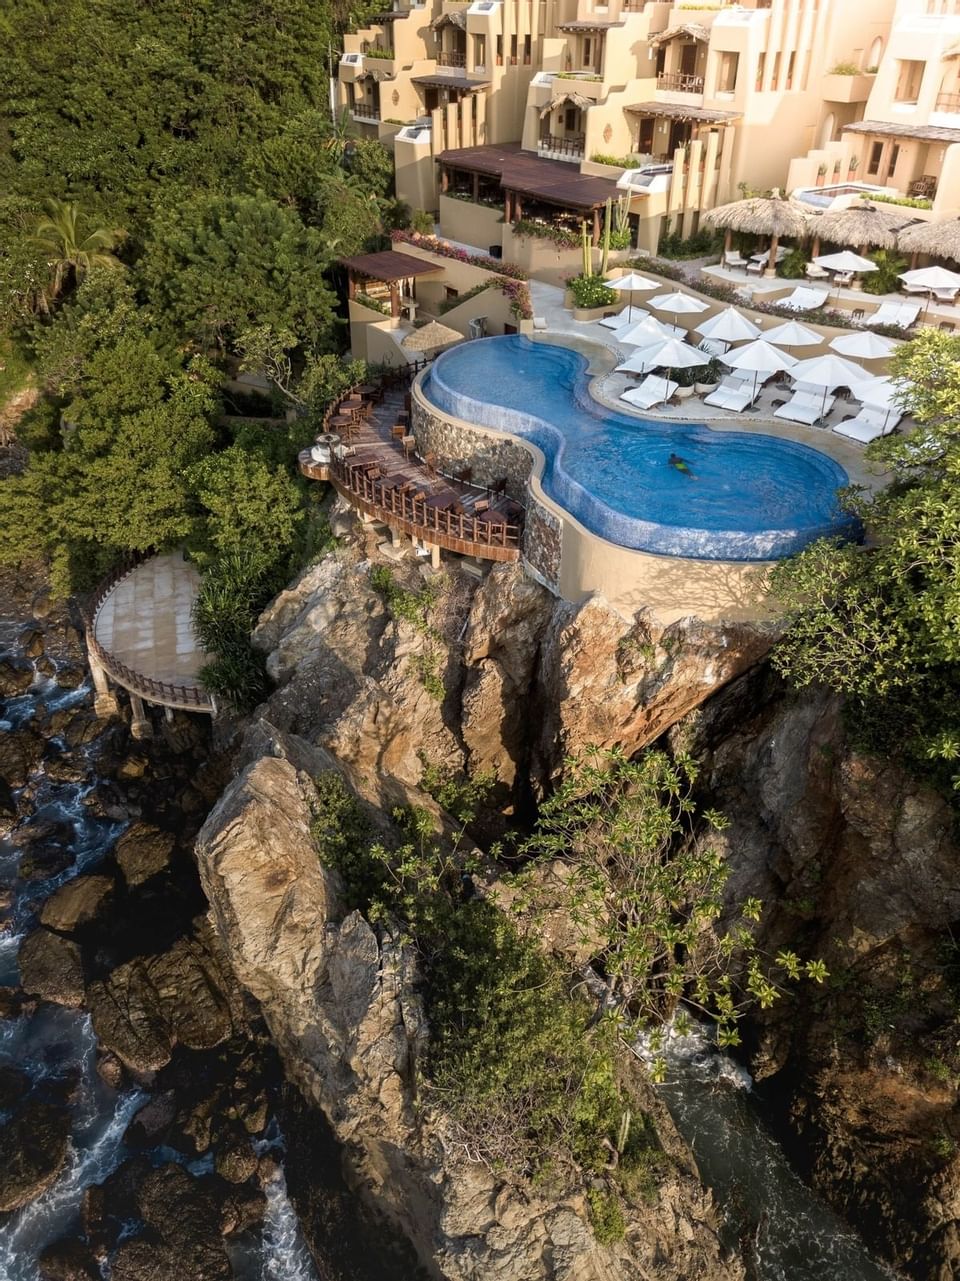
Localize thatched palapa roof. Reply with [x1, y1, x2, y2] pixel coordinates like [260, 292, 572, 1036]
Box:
[538, 92, 592, 117]
[812, 202, 914, 250]
[431, 9, 466, 29]
[650, 23, 710, 46]
[704, 193, 810, 238]
[898, 218, 960, 264]
[401, 320, 463, 351]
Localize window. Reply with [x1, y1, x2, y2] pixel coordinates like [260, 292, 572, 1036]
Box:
[888, 144, 900, 173]
[866, 140, 883, 175]
[510, 34, 518, 64]
[523, 34, 532, 65]
[583, 37, 592, 67]
[770, 52, 781, 91]
[496, 35, 503, 64]
[895, 59, 924, 103]
[755, 51, 765, 91]
[717, 51, 739, 94]
[565, 106, 579, 131]
[786, 51, 796, 90]
[474, 34, 486, 68]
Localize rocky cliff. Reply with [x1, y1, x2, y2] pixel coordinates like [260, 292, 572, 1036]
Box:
[195, 721, 741, 1281]
[687, 669, 960, 1281]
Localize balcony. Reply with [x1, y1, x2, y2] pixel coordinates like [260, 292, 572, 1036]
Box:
[538, 133, 585, 161]
[437, 49, 466, 67]
[821, 72, 873, 104]
[657, 71, 704, 94]
[352, 101, 381, 121]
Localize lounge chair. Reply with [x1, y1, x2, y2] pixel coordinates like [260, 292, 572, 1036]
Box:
[620, 375, 679, 410]
[746, 259, 765, 276]
[703, 376, 761, 412]
[805, 263, 830, 280]
[774, 391, 833, 425]
[599, 310, 630, 330]
[533, 316, 549, 332]
[864, 301, 921, 329]
[832, 408, 900, 443]
[723, 250, 748, 270]
[778, 287, 829, 312]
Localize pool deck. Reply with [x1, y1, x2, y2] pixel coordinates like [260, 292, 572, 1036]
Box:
[528, 280, 894, 495]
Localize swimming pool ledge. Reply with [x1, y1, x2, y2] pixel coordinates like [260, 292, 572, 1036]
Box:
[411, 374, 777, 625]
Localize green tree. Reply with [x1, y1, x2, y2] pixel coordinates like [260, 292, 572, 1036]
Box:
[772, 330, 960, 781]
[139, 191, 339, 350]
[189, 444, 305, 570]
[31, 199, 124, 301]
[517, 746, 826, 1078]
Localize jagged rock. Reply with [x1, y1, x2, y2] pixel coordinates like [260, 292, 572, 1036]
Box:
[38, 1238, 101, 1281]
[40, 874, 115, 932]
[53, 663, 86, 691]
[0, 725, 44, 788]
[112, 1164, 231, 1281]
[114, 823, 175, 887]
[61, 711, 103, 750]
[0, 653, 34, 695]
[18, 928, 85, 1006]
[86, 929, 234, 1073]
[219, 1184, 267, 1236]
[19, 626, 44, 659]
[197, 727, 739, 1281]
[0, 1100, 70, 1211]
[214, 1131, 258, 1184]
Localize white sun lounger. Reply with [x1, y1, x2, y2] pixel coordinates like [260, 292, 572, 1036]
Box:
[703, 375, 761, 412]
[833, 407, 901, 443]
[599, 310, 637, 330]
[864, 301, 921, 329]
[620, 375, 679, 410]
[775, 391, 834, 425]
[778, 287, 829, 313]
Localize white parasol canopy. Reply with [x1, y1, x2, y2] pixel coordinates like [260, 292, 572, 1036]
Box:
[720, 339, 797, 397]
[761, 320, 821, 349]
[617, 314, 673, 346]
[649, 291, 710, 316]
[695, 306, 760, 345]
[618, 336, 706, 380]
[605, 271, 659, 322]
[813, 250, 877, 274]
[790, 353, 867, 416]
[829, 331, 900, 360]
[899, 265, 960, 291]
[847, 375, 903, 409]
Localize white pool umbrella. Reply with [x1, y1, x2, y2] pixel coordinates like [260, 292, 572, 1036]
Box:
[899, 265, 960, 291]
[848, 375, 902, 409]
[619, 335, 705, 383]
[606, 271, 658, 322]
[814, 250, 877, 274]
[830, 331, 900, 360]
[617, 314, 673, 347]
[790, 353, 867, 417]
[720, 339, 797, 398]
[648, 291, 710, 330]
[761, 320, 821, 350]
[695, 306, 760, 346]
[599, 308, 648, 331]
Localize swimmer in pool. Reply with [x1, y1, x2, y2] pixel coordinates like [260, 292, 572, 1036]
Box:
[668, 452, 693, 476]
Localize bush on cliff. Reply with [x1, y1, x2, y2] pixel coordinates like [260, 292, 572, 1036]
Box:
[772, 330, 960, 790]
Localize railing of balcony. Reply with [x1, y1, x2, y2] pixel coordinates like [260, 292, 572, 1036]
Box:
[936, 91, 960, 112]
[438, 49, 466, 67]
[352, 101, 380, 119]
[538, 133, 585, 158]
[656, 71, 704, 94]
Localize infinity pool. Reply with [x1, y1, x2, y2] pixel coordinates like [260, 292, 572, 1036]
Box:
[422, 336, 857, 561]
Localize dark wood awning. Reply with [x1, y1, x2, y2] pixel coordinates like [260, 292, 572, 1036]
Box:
[438, 142, 622, 211]
[339, 250, 445, 281]
[412, 71, 490, 90]
[843, 118, 960, 145]
[626, 101, 742, 123]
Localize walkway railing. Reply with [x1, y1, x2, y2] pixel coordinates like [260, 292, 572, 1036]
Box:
[307, 363, 523, 558]
[538, 134, 585, 159]
[86, 552, 214, 713]
[657, 71, 704, 94]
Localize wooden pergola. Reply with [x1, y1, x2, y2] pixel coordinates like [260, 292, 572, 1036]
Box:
[340, 250, 444, 319]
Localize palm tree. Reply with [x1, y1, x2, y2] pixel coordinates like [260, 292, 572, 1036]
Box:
[31, 199, 125, 300]
[321, 106, 358, 164]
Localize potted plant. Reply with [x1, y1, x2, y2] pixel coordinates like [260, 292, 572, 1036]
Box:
[847, 154, 860, 181]
[832, 159, 842, 179]
[693, 358, 723, 395]
[816, 163, 827, 188]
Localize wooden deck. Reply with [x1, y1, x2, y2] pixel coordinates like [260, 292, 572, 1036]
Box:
[299, 381, 523, 562]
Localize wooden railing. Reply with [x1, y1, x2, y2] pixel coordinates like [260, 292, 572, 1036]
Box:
[308, 364, 523, 557]
[352, 101, 380, 119]
[657, 71, 704, 93]
[438, 49, 466, 67]
[538, 133, 585, 158]
[85, 553, 214, 712]
[936, 91, 960, 113]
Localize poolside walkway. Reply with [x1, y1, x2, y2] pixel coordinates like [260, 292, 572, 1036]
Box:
[528, 280, 896, 494]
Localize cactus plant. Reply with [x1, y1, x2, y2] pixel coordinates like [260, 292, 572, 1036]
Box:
[581, 219, 592, 277]
[600, 197, 612, 276]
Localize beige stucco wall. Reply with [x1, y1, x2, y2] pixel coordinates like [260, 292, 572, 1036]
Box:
[438, 195, 504, 251]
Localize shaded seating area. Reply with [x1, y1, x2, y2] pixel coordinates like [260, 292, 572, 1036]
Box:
[620, 375, 678, 410]
[703, 374, 761, 412]
[775, 389, 836, 426]
[863, 301, 921, 329]
[833, 407, 901, 444]
[341, 249, 444, 320]
[778, 287, 829, 312]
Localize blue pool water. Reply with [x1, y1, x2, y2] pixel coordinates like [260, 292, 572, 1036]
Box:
[422, 336, 857, 561]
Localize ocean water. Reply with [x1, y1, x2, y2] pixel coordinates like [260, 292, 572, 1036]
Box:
[423, 336, 858, 561]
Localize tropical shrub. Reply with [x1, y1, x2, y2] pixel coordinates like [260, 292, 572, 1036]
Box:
[568, 273, 617, 308]
[862, 249, 907, 295]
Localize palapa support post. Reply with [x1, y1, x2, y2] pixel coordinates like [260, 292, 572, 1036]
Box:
[88, 645, 120, 720]
[128, 691, 152, 740]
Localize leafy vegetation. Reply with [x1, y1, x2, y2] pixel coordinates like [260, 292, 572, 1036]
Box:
[772, 330, 960, 788]
[568, 273, 618, 309]
[656, 227, 722, 260]
[861, 249, 907, 296]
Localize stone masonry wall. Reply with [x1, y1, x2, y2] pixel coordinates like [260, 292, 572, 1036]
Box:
[522, 496, 562, 594]
[411, 399, 532, 505]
